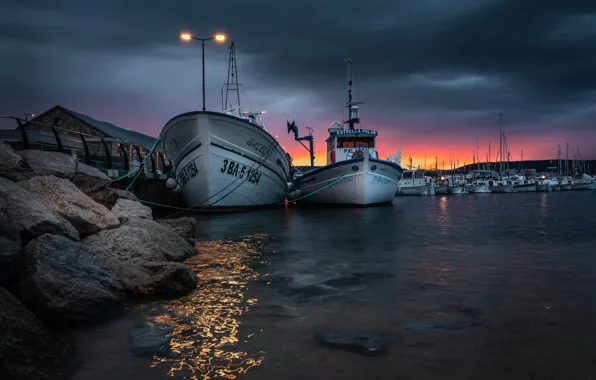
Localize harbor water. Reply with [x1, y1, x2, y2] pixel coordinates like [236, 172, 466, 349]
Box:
[70, 192, 596, 380]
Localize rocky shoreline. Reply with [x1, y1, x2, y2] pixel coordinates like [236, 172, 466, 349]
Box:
[0, 141, 199, 379]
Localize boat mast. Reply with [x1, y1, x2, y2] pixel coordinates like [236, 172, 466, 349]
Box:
[222, 41, 241, 115]
[499, 113, 503, 181]
[476, 137, 479, 172]
[344, 58, 362, 130]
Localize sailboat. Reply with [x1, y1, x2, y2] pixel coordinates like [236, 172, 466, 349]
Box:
[488, 113, 514, 193]
[287, 59, 403, 205]
[161, 42, 291, 209]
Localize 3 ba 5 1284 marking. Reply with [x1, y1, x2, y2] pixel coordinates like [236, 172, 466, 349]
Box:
[177, 160, 198, 187]
[221, 159, 262, 185]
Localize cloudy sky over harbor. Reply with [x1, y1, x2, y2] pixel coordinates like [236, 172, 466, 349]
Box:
[2, 0, 596, 165]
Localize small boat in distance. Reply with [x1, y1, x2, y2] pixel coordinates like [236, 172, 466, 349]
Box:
[287, 59, 403, 206]
[397, 170, 436, 196]
[161, 42, 290, 209]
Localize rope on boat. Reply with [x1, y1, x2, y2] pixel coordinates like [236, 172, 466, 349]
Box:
[139, 167, 356, 215]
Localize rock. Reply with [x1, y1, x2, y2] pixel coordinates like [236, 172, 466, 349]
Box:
[315, 331, 386, 355]
[0, 177, 79, 242]
[117, 260, 196, 296]
[19, 176, 120, 237]
[130, 324, 174, 357]
[10, 234, 124, 325]
[157, 217, 197, 245]
[0, 287, 65, 380]
[75, 162, 111, 186]
[115, 189, 139, 201]
[83, 218, 196, 263]
[0, 213, 22, 284]
[19, 150, 77, 179]
[0, 140, 33, 181]
[111, 198, 153, 221]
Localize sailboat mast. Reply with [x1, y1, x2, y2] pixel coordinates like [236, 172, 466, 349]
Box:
[566, 143, 569, 176]
[476, 137, 479, 171]
[499, 113, 503, 181]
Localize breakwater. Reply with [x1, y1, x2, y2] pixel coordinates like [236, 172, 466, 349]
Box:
[0, 141, 200, 379]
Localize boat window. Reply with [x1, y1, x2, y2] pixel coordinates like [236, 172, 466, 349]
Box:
[414, 171, 425, 179]
[336, 136, 375, 148]
[403, 172, 413, 178]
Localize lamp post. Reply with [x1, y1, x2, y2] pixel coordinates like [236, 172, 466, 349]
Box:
[23, 113, 35, 121]
[180, 32, 226, 112]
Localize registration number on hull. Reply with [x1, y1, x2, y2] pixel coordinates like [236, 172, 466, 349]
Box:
[221, 159, 262, 185]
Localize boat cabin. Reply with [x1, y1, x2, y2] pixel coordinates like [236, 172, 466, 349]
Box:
[325, 125, 379, 165]
[399, 170, 431, 187]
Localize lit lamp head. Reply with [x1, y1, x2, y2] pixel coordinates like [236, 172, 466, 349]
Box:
[214, 33, 226, 43]
[180, 32, 192, 41]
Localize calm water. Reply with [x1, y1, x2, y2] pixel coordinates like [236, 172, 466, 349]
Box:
[71, 192, 596, 380]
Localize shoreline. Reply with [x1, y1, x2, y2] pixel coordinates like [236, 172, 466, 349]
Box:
[1, 141, 200, 379]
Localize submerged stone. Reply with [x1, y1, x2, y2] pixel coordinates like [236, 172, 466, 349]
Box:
[130, 324, 174, 357]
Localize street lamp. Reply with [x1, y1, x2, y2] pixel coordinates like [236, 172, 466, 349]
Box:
[24, 113, 35, 121]
[180, 32, 227, 112]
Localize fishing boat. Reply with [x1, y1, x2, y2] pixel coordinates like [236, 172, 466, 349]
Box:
[449, 183, 468, 194]
[512, 177, 537, 192]
[287, 59, 403, 206]
[467, 181, 491, 193]
[161, 42, 290, 209]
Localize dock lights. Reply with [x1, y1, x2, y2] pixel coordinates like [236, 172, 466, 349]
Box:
[179, 31, 227, 111]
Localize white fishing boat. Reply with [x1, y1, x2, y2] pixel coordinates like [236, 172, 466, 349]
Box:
[161, 42, 290, 209]
[287, 59, 403, 206]
[512, 177, 537, 192]
[488, 179, 515, 193]
[397, 170, 435, 196]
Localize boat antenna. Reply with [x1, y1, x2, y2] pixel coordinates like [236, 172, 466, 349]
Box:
[222, 41, 241, 115]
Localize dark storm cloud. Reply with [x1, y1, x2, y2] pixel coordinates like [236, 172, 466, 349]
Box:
[2, 0, 596, 149]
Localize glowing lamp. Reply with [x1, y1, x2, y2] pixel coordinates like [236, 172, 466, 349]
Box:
[214, 34, 226, 42]
[180, 33, 192, 41]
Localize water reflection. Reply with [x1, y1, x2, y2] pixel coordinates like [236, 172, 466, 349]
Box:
[438, 196, 452, 235]
[148, 235, 268, 379]
[540, 193, 548, 218]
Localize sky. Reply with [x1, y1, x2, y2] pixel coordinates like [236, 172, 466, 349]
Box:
[2, 0, 596, 167]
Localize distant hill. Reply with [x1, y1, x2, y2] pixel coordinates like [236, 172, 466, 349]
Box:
[294, 160, 596, 174]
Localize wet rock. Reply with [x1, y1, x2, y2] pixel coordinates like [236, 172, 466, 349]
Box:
[0, 177, 79, 242]
[10, 234, 124, 325]
[157, 217, 198, 246]
[19, 150, 77, 179]
[19, 176, 120, 237]
[0, 213, 22, 284]
[0, 287, 65, 380]
[117, 260, 197, 296]
[70, 162, 121, 209]
[115, 189, 139, 201]
[0, 140, 33, 181]
[111, 198, 153, 221]
[130, 324, 174, 357]
[83, 218, 195, 263]
[315, 330, 386, 355]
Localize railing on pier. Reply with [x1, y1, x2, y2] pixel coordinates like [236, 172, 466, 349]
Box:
[0, 115, 171, 178]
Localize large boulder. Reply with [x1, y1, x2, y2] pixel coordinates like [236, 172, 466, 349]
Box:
[83, 218, 195, 263]
[71, 162, 118, 208]
[0, 141, 33, 181]
[10, 234, 124, 325]
[19, 150, 77, 179]
[0, 177, 79, 242]
[117, 260, 196, 296]
[0, 288, 65, 380]
[157, 217, 198, 246]
[0, 213, 22, 284]
[111, 198, 153, 221]
[19, 176, 120, 237]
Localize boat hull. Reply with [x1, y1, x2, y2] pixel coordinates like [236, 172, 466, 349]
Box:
[571, 182, 594, 190]
[449, 185, 468, 194]
[467, 184, 491, 193]
[161, 111, 290, 209]
[536, 183, 552, 192]
[514, 183, 537, 192]
[397, 184, 435, 196]
[288, 156, 403, 205]
[488, 183, 514, 193]
[435, 185, 449, 195]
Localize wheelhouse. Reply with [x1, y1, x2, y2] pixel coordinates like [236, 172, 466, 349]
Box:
[325, 128, 379, 164]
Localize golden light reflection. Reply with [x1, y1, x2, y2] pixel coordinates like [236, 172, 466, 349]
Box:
[540, 193, 548, 218]
[438, 196, 451, 235]
[148, 235, 268, 379]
